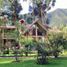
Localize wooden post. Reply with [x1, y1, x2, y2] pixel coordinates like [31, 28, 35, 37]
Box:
[35, 26, 38, 41]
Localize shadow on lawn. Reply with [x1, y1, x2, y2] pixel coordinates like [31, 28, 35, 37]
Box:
[0, 57, 67, 67]
[55, 57, 67, 60]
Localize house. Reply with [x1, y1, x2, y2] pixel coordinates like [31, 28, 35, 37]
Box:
[20, 18, 51, 42]
[0, 16, 18, 53]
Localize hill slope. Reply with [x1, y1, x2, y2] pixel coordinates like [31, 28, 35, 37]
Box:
[48, 9, 67, 27]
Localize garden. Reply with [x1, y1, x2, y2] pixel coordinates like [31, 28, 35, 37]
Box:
[0, 0, 67, 67]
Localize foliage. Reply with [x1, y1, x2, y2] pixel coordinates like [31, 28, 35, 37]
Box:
[0, 17, 4, 26]
[47, 32, 63, 51]
[47, 25, 67, 50]
[0, 0, 3, 8]
[60, 26, 67, 49]
[1, 0, 22, 19]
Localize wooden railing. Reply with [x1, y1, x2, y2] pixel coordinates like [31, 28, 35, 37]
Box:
[2, 33, 17, 39]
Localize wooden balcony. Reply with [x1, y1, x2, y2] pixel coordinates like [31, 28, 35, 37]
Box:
[2, 33, 18, 39]
[0, 26, 16, 29]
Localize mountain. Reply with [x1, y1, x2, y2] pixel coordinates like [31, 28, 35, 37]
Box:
[48, 9, 67, 27]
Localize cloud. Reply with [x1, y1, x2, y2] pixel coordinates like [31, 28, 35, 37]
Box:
[55, 0, 67, 9]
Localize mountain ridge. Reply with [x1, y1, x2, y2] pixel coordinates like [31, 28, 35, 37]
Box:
[48, 9, 67, 27]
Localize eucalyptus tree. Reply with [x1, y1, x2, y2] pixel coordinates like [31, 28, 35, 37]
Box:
[32, 0, 56, 24]
[32, 0, 56, 64]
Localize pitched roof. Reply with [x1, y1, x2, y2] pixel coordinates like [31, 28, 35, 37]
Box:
[23, 18, 51, 34]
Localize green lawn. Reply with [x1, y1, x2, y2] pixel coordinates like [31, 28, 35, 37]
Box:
[0, 57, 67, 67]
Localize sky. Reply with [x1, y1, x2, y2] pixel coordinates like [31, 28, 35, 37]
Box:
[19, 0, 31, 14]
[48, 0, 67, 12]
[19, 0, 67, 14]
[55, 0, 67, 9]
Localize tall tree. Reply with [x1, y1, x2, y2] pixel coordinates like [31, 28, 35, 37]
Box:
[33, 0, 56, 24]
[33, 0, 56, 64]
[1, 0, 22, 20]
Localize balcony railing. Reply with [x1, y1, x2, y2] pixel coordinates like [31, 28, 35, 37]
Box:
[2, 33, 18, 39]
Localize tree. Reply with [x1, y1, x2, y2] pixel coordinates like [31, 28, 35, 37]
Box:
[1, 0, 22, 20]
[10, 0, 22, 62]
[33, 0, 56, 19]
[47, 32, 63, 58]
[19, 36, 34, 56]
[32, 0, 56, 64]
[0, 0, 22, 62]
[60, 25, 67, 49]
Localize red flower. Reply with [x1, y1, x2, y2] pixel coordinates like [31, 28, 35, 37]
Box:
[19, 19, 25, 24]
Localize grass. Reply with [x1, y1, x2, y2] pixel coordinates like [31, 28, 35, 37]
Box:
[0, 50, 67, 67]
[0, 57, 67, 67]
